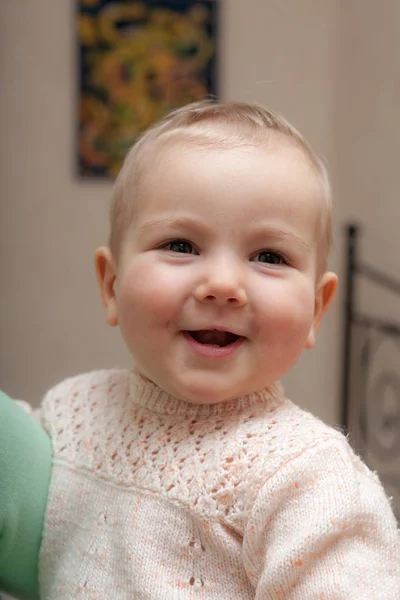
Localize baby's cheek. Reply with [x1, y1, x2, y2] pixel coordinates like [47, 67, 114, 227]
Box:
[119, 272, 177, 323]
[257, 292, 315, 345]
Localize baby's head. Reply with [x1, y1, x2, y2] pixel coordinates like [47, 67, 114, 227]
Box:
[109, 101, 332, 273]
[96, 100, 337, 404]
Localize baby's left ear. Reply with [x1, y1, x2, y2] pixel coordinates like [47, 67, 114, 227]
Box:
[305, 271, 338, 349]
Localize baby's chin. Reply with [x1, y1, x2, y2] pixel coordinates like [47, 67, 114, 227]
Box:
[134, 359, 275, 404]
[157, 373, 262, 405]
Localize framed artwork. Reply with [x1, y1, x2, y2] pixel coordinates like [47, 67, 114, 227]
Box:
[77, 0, 218, 178]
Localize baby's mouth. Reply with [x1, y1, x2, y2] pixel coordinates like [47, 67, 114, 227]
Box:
[187, 330, 241, 347]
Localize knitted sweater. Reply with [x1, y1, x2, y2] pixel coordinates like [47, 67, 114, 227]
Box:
[38, 369, 400, 599]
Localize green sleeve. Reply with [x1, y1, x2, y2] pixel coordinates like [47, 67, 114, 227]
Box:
[0, 391, 52, 600]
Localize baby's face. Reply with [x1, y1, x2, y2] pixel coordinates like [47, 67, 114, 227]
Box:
[111, 137, 333, 403]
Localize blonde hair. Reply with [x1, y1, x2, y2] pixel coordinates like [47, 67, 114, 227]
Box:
[109, 100, 332, 271]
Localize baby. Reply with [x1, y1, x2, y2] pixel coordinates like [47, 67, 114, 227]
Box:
[2, 101, 400, 599]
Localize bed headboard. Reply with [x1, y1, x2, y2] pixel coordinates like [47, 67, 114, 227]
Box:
[342, 224, 400, 519]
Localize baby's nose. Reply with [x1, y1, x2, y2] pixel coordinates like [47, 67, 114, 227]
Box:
[193, 268, 248, 307]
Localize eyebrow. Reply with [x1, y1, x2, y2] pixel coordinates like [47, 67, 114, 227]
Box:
[137, 216, 211, 236]
[248, 225, 310, 251]
[137, 216, 310, 251]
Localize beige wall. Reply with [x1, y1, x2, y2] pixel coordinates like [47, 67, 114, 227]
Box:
[334, 0, 400, 313]
[2, 1, 392, 427]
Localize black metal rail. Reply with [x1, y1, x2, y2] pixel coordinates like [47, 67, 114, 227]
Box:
[341, 224, 400, 519]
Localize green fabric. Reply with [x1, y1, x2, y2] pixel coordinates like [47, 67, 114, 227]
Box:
[0, 391, 51, 599]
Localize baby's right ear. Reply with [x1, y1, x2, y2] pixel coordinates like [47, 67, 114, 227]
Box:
[94, 247, 119, 327]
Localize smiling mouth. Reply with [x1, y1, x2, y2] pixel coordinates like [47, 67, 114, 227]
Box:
[187, 330, 241, 347]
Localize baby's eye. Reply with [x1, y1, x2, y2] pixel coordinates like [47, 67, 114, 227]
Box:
[251, 250, 287, 265]
[163, 240, 196, 254]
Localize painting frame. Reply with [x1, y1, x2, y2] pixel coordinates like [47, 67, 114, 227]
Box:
[76, 0, 219, 178]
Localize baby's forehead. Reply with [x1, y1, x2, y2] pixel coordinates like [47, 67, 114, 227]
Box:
[133, 139, 323, 220]
[138, 133, 322, 199]
[140, 128, 316, 178]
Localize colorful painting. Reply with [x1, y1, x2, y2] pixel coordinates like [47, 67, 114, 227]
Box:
[77, 0, 218, 178]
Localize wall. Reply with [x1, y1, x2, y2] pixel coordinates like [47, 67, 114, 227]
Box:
[334, 0, 400, 309]
[1, 0, 341, 423]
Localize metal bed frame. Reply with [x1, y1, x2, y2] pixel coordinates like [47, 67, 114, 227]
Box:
[342, 224, 400, 519]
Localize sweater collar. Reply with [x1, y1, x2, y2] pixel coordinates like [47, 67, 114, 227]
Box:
[129, 370, 285, 420]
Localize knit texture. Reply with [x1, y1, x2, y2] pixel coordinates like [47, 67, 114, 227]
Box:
[39, 370, 400, 599]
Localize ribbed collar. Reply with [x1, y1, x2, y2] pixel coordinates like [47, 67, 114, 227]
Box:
[129, 370, 285, 420]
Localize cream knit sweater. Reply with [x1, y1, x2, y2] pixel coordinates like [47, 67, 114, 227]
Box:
[38, 369, 400, 599]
